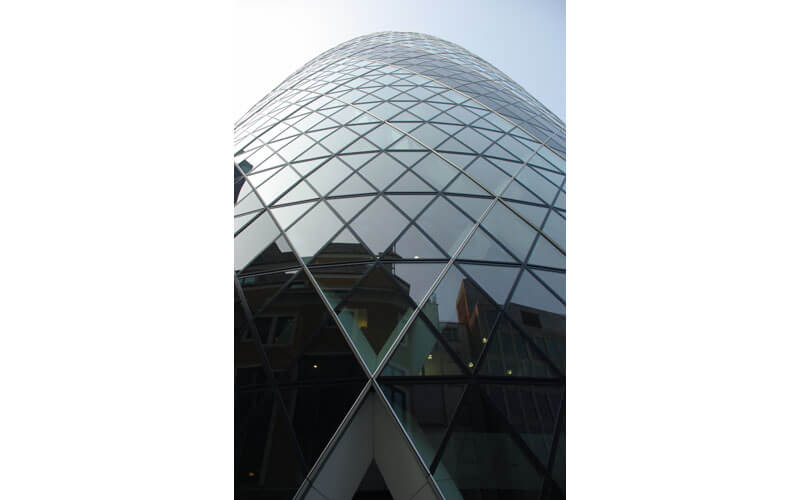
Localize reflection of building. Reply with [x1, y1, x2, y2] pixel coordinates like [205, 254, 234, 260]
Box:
[234, 32, 565, 499]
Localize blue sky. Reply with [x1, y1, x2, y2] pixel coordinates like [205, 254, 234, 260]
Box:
[233, 0, 565, 123]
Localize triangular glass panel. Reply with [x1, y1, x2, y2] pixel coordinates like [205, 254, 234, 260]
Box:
[285, 201, 343, 262]
[327, 195, 372, 223]
[367, 101, 402, 121]
[412, 153, 460, 191]
[542, 211, 565, 250]
[240, 235, 301, 276]
[444, 173, 492, 196]
[458, 264, 519, 307]
[482, 384, 562, 467]
[340, 151, 379, 171]
[416, 196, 481, 256]
[502, 179, 546, 204]
[335, 263, 421, 372]
[363, 123, 403, 150]
[516, 167, 559, 205]
[378, 382, 466, 466]
[464, 157, 511, 194]
[356, 153, 407, 191]
[438, 137, 475, 154]
[479, 201, 538, 262]
[532, 269, 565, 303]
[235, 210, 281, 272]
[528, 234, 565, 270]
[270, 200, 314, 230]
[380, 309, 466, 379]
[234, 210, 262, 236]
[391, 151, 426, 167]
[294, 143, 331, 162]
[435, 123, 464, 137]
[439, 152, 474, 169]
[350, 196, 410, 257]
[279, 379, 367, 474]
[254, 166, 300, 207]
[308, 262, 373, 312]
[234, 191, 263, 216]
[406, 123, 448, 149]
[329, 172, 377, 197]
[234, 384, 305, 498]
[447, 195, 492, 222]
[554, 190, 566, 210]
[388, 110, 423, 122]
[507, 202, 548, 228]
[510, 270, 565, 317]
[385, 194, 433, 221]
[309, 227, 373, 266]
[306, 158, 353, 196]
[477, 315, 560, 378]
[389, 121, 422, 134]
[458, 227, 517, 263]
[407, 102, 441, 121]
[291, 157, 327, 177]
[342, 137, 380, 154]
[317, 126, 359, 155]
[388, 225, 448, 260]
[274, 180, 318, 205]
[386, 169, 435, 193]
[432, 385, 546, 499]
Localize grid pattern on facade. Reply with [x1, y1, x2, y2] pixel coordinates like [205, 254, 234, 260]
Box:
[234, 31, 565, 500]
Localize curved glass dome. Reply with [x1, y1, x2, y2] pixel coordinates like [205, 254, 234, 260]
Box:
[234, 31, 565, 500]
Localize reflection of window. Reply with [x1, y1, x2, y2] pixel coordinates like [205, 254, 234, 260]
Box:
[254, 315, 297, 345]
[521, 310, 542, 328]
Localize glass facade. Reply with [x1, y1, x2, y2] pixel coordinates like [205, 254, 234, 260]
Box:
[234, 31, 565, 499]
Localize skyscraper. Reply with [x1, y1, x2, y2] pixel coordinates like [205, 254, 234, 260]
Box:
[234, 31, 565, 499]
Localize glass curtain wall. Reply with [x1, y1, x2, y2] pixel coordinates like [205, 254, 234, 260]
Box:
[234, 31, 565, 500]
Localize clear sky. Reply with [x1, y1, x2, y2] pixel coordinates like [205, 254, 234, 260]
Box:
[233, 0, 565, 123]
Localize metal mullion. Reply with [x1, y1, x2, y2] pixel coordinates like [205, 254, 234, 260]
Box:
[291, 380, 373, 500]
[239, 269, 304, 318]
[428, 381, 472, 474]
[234, 276, 310, 474]
[370, 378, 446, 500]
[538, 389, 566, 500]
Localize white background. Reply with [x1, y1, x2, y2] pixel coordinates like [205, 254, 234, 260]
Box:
[1, 1, 799, 499]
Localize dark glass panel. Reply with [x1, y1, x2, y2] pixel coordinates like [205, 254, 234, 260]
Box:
[528, 234, 566, 269]
[378, 383, 466, 465]
[483, 385, 562, 466]
[234, 385, 305, 500]
[433, 385, 545, 499]
[478, 316, 560, 379]
[280, 380, 366, 473]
